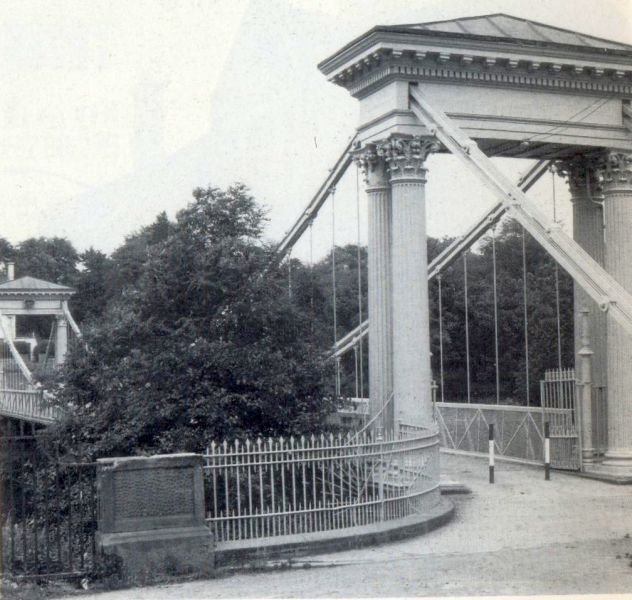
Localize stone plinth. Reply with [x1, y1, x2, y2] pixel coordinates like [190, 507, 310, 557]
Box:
[96, 453, 214, 583]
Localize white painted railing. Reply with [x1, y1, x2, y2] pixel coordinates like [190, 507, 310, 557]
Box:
[0, 388, 60, 424]
[203, 427, 440, 545]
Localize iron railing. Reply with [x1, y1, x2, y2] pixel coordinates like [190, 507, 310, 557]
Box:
[540, 368, 580, 470]
[1, 436, 98, 579]
[0, 389, 60, 425]
[436, 402, 546, 464]
[203, 427, 440, 545]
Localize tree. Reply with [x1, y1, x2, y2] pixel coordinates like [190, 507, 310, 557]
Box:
[107, 211, 175, 298]
[71, 248, 113, 324]
[52, 184, 335, 459]
[14, 237, 79, 284]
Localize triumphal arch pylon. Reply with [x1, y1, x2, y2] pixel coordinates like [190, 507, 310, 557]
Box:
[318, 14, 632, 476]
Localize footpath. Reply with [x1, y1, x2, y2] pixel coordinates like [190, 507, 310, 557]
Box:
[57, 452, 632, 598]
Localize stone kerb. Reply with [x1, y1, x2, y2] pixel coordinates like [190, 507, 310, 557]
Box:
[96, 453, 214, 583]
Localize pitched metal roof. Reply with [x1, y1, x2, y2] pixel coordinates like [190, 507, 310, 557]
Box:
[395, 14, 632, 52]
[0, 276, 75, 295]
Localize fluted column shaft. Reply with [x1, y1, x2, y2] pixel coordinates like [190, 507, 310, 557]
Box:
[56, 315, 68, 365]
[356, 147, 393, 431]
[598, 151, 632, 469]
[558, 157, 605, 462]
[382, 136, 438, 428]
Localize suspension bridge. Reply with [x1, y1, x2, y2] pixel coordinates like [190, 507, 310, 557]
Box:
[5, 12, 632, 579]
[0, 263, 82, 426]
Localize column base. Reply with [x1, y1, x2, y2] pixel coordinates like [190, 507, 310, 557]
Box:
[586, 450, 632, 480]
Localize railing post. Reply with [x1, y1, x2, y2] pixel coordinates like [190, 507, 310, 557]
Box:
[431, 380, 438, 422]
[488, 424, 495, 484]
[544, 421, 551, 480]
[377, 427, 385, 522]
[578, 307, 595, 468]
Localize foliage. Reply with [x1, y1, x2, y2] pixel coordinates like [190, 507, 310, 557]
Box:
[287, 220, 573, 405]
[51, 184, 334, 459]
[14, 237, 79, 285]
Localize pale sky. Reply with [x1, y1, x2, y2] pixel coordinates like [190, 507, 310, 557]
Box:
[2, 0, 632, 261]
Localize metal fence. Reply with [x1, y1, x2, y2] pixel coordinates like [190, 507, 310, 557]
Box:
[540, 368, 580, 470]
[436, 402, 546, 464]
[203, 427, 440, 545]
[0, 435, 98, 579]
[0, 389, 60, 425]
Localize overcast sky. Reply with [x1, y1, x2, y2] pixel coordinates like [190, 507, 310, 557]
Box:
[2, 0, 631, 262]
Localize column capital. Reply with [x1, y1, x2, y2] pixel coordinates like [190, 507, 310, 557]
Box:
[555, 155, 602, 201]
[352, 142, 389, 191]
[377, 135, 440, 184]
[596, 150, 632, 195]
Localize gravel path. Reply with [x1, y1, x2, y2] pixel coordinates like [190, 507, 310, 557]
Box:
[57, 453, 632, 598]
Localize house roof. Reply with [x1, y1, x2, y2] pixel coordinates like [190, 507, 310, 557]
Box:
[391, 14, 632, 52]
[0, 276, 75, 296]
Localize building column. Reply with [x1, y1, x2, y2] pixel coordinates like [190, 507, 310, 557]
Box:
[55, 315, 68, 365]
[557, 156, 605, 462]
[597, 151, 632, 471]
[380, 136, 438, 429]
[355, 144, 393, 432]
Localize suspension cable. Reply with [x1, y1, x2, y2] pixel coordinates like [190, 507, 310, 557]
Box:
[355, 164, 365, 399]
[522, 226, 531, 406]
[552, 169, 563, 371]
[309, 220, 314, 335]
[492, 226, 501, 405]
[463, 252, 471, 404]
[353, 345, 359, 398]
[438, 274, 445, 403]
[287, 248, 293, 301]
[331, 187, 340, 396]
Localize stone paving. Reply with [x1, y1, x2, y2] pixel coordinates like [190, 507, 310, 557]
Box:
[59, 452, 632, 598]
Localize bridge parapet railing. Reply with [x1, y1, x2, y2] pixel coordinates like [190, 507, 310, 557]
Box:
[436, 402, 548, 465]
[203, 428, 440, 547]
[0, 388, 61, 424]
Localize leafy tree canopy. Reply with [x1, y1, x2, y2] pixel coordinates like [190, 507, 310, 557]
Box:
[53, 184, 334, 458]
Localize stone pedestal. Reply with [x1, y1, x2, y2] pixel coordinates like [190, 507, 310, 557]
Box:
[382, 136, 438, 428]
[597, 152, 632, 472]
[96, 453, 214, 583]
[356, 145, 393, 431]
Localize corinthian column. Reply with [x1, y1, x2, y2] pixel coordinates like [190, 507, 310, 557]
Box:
[355, 144, 393, 432]
[379, 136, 439, 428]
[597, 151, 632, 471]
[557, 156, 605, 463]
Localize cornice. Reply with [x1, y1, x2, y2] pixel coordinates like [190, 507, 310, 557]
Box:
[0, 290, 73, 298]
[336, 53, 632, 99]
[318, 28, 632, 78]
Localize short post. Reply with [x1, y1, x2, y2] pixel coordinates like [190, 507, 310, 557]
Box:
[431, 379, 438, 422]
[544, 421, 551, 480]
[488, 424, 495, 484]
